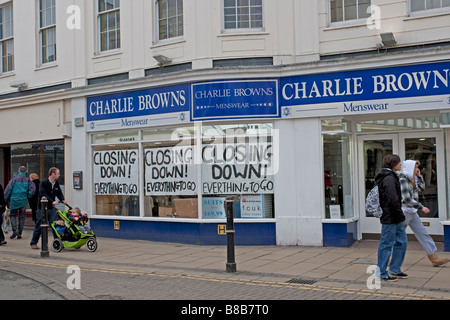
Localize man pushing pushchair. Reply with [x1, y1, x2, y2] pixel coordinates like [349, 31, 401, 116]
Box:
[52, 205, 97, 253]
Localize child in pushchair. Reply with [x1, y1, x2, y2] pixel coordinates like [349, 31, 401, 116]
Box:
[69, 207, 93, 235]
[51, 204, 97, 253]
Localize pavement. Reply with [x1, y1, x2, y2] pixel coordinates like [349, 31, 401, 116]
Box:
[1, 224, 450, 301]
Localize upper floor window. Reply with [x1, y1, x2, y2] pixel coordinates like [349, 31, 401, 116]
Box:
[224, 0, 263, 30]
[410, 0, 450, 12]
[39, 0, 56, 64]
[98, 0, 120, 52]
[157, 0, 183, 41]
[330, 0, 371, 23]
[0, 3, 14, 73]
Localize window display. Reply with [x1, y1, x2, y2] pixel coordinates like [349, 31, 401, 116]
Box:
[91, 123, 275, 219]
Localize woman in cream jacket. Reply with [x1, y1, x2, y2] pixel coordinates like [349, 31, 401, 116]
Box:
[399, 160, 449, 267]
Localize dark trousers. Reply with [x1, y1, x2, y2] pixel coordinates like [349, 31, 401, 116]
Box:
[10, 206, 26, 235]
[0, 213, 4, 242]
[29, 208, 58, 245]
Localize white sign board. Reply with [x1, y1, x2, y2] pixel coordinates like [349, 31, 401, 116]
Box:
[201, 142, 274, 195]
[93, 149, 139, 195]
[240, 195, 264, 218]
[144, 146, 198, 196]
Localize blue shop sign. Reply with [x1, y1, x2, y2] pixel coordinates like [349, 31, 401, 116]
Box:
[87, 83, 190, 122]
[191, 79, 280, 121]
[86, 61, 450, 126]
[281, 61, 450, 107]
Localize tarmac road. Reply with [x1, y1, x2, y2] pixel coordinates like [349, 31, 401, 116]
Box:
[0, 269, 64, 300]
[1, 227, 450, 306]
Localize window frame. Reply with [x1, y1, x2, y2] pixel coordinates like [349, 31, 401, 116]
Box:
[38, 0, 56, 66]
[89, 123, 276, 221]
[409, 0, 450, 15]
[222, 0, 265, 34]
[328, 0, 372, 26]
[97, 0, 121, 53]
[0, 2, 14, 74]
[155, 0, 184, 43]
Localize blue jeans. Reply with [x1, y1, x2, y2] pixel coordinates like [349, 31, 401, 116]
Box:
[29, 208, 58, 246]
[377, 222, 407, 278]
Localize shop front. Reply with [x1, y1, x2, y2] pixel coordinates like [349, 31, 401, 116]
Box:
[283, 59, 450, 248]
[0, 97, 71, 215]
[71, 58, 450, 248]
[71, 79, 280, 245]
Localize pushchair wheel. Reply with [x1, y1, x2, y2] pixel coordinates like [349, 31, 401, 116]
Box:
[52, 239, 63, 253]
[86, 237, 98, 252]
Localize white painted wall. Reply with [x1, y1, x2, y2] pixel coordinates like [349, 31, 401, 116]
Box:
[275, 118, 324, 246]
[1, 1, 449, 95]
[319, 0, 450, 55]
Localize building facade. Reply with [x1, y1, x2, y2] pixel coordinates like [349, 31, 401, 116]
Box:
[1, 0, 450, 248]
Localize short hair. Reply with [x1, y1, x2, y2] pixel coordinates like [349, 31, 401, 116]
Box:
[29, 173, 39, 180]
[383, 154, 401, 170]
[18, 166, 27, 173]
[48, 167, 59, 176]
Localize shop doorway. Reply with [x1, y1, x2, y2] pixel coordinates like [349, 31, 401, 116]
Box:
[358, 131, 445, 237]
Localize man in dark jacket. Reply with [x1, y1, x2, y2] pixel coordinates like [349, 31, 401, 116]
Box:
[29, 167, 67, 249]
[375, 154, 407, 282]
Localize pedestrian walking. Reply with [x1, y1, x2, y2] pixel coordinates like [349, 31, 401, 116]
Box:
[399, 160, 449, 267]
[4, 166, 35, 239]
[30, 167, 67, 250]
[0, 183, 7, 245]
[29, 173, 40, 224]
[375, 154, 408, 282]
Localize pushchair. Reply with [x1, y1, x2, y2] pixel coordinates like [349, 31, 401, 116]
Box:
[50, 204, 98, 253]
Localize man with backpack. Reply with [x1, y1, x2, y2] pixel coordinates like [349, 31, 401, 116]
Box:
[4, 166, 36, 239]
[375, 154, 407, 282]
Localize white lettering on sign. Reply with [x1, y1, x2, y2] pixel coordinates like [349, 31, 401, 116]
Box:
[372, 70, 449, 93]
[281, 67, 449, 102]
[282, 78, 363, 100]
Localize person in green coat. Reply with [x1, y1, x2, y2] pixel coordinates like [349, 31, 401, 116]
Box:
[4, 166, 35, 239]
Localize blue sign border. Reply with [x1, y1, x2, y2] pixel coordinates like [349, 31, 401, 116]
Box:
[190, 79, 280, 121]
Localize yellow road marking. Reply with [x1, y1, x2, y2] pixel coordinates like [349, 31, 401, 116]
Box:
[0, 257, 448, 300]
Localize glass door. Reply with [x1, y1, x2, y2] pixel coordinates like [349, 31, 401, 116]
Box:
[358, 134, 398, 235]
[399, 132, 445, 235]
[358, 131, 445, 237]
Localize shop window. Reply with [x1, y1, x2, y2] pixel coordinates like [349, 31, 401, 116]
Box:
[357, 117, 441, 132]
[143, 138, 198, 218]
[201, 124, 275, 219]
[11, 140, 64, 183]
[10, 140, 65, 209]
[93, 144, 139, 217]
[323, 133, 354, 219]
[91, 123, 275, 219]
